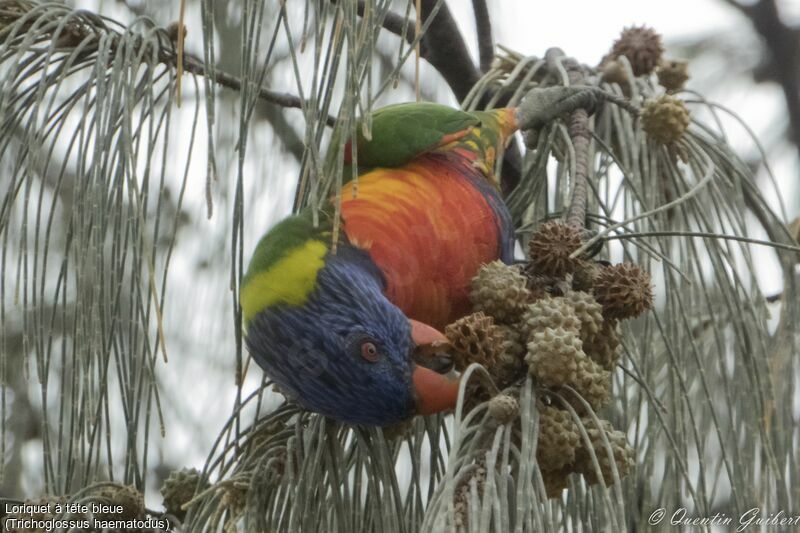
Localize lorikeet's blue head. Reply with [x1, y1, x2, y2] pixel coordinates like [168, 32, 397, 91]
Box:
[243, 242, 459, 426]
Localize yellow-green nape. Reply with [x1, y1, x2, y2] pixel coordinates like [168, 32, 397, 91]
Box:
[240, 239, 327, 324]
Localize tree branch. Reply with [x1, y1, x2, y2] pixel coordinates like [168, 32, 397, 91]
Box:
[351, 0, 480, 102]
[723, 0, 800, 149]
[560, 56, 592, 230]
[177, 53, 336, 127]
[354, 1, 413, 41]
[416, 0, 481, 102]
[471, 0, 494, 73]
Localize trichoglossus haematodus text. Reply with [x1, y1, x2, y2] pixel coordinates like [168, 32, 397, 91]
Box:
[241, 102, 523, 426]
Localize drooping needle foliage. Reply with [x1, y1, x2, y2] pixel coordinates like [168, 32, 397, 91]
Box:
[0, 1, 797, 531]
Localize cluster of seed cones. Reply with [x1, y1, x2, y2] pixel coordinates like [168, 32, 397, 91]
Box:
[598, 26, 691, 146]
[445, 221, 652, 499]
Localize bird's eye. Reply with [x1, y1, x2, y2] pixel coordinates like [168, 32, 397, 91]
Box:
[360, 341, 379, 363]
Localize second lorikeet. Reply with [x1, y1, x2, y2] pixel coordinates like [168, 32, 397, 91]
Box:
[241, 102, 519, 426]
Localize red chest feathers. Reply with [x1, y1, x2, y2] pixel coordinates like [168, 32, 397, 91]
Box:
[340, 154, 503, 329]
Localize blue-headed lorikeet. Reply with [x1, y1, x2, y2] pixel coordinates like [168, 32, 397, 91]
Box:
[241, 102, 520, 426]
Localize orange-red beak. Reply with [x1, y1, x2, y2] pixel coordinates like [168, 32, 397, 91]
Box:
[409, 319, 460, 415]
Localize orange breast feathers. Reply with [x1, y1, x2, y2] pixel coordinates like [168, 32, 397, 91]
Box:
[340, 154, 502, 329]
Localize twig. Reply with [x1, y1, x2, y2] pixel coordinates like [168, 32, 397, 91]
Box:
[178, 53, 337, 127]
[176, 0, 186, 106]
[353, 0, 412, 41]
[471, 0, 493, 73]
[565, 107, 591, 229]
[552, 50, 592, 230]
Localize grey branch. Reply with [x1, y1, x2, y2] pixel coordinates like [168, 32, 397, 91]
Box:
[563, 57, 592, 230]
[723, 0, 800, 149]
[515, 86, 638, 132]
[352, 0, 480, 102]
[177, 54, 337, 127]
[471, 0, 494, 72]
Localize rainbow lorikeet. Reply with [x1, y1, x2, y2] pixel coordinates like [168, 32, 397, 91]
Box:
[241, 102, 519, 426]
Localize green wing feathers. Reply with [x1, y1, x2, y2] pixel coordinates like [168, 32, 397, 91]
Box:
[354, 102, 480, 167]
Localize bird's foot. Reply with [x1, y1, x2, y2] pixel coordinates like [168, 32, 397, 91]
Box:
[515, 86, 638, 148]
